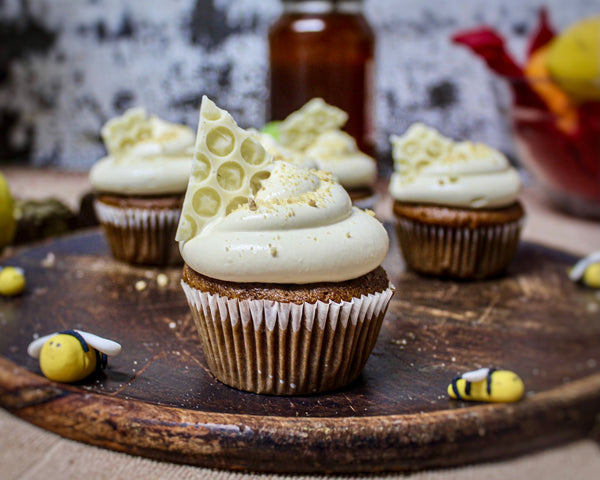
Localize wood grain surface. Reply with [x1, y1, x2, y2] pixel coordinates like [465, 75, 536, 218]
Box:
[0, 229, 599, 473]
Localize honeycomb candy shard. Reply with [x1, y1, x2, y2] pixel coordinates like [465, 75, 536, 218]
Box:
[176, 96, 273, 243]
[101, 108, 152, 157]
[390, 123, 453, 178]
[100, 107, 194, 160]
[278, 98, 348, 151]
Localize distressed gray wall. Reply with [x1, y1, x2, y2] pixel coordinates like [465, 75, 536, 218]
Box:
[0, 0, 598, 170]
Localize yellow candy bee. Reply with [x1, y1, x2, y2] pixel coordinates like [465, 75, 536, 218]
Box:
[27, 330, 121, 383]
[0, 266, 26, 296]
[448, 367, 524, 403]
[569, 252, 600, 289]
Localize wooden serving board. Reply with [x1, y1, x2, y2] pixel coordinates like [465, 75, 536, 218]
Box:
[0, 229, 599, 474]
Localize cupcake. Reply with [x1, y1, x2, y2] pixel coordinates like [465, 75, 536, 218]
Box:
[89, 108, 194, 266]
[389, 123, 524, 279]
[261, 98, 378, 206]
[177, 96, 393, 395]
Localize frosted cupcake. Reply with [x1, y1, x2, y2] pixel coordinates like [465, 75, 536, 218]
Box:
[262, 99, 377, 206]
[177, 97, 393, 395]
[90, 108, 194, 266]
[389, 123, 524, 279]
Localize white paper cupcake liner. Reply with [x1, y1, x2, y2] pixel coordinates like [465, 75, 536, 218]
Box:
[396, 217, 524, 279]
[94, 200, 182, 266]
[182, 281, 395, 395]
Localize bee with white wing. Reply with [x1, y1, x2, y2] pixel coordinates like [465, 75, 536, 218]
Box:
[28, 330, 121, 383]
[569, 251, 600, 288]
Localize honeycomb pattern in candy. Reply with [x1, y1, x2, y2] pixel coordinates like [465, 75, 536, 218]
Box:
[389, 123, 453, 179]
[278, 98, 348, 151]
[100, 108, 153, 157]
[176, 97, 274, 243]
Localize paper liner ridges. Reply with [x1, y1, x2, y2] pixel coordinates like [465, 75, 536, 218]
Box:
[395, 217, 523, 278]
[182, 282, 394, 395]
[94, 200, 181, 266]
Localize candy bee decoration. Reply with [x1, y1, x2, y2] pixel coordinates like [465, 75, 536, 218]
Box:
[27, 330, 121, 383]
[0, 266, 26, 296]
[569, 251, 600, 289]
[448, 368, 525, 403]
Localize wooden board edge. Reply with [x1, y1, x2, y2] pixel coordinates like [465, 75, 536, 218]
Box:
[1, 356, 599, 473]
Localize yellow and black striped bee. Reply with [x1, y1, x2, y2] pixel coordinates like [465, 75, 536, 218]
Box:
[448, 367, 524, 403]
[27, 329, 121, 383]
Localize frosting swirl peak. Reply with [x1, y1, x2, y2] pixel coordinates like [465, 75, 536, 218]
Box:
[178, 97, 388, 284]
[89, 108, 194, 195]
[182, 161, 388, 284]
[389, 123, 521, 209]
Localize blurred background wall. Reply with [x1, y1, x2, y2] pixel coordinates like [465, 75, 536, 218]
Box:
[0, 0, 598, 170]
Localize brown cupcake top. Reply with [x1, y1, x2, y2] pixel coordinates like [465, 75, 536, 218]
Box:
[183, 264, 390, 304]
[393, 200, 524, 228]
[96, 193, 184, 209]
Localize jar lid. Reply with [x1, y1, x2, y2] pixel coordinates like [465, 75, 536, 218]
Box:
[282, 0, 363, 13]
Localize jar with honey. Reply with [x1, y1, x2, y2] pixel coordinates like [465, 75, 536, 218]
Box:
[268, 0, 376, 156]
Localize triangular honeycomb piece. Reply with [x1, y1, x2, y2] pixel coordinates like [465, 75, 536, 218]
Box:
[176, 96, 273, 243]
[278, 98, 348, 151]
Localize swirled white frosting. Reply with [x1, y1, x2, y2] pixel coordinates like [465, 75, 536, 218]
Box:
[251, 130, 318, 171]
[389, 124, 521, 208]
[180, 161, 388, 284]
[305, 130, 377, 188]
[89, 108, 195, 195]
[265, 99, 376, 189]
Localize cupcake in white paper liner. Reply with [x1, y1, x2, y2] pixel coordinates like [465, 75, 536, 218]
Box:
[182, 282, 394, 395]
[89, 107, 195, 266]
[177, 97, 392, 395]
[389, 123, 525, 279]
[396, 217, 524, 279]
[94, 200, 182, 266]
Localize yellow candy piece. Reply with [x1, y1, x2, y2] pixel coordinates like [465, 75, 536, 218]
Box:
[0, 266, 25, 296]
[176, 96, 273, 243]
[39, 333, 98, 383]
[0, 171, 16, 251]
[448, 368, 524, 403]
